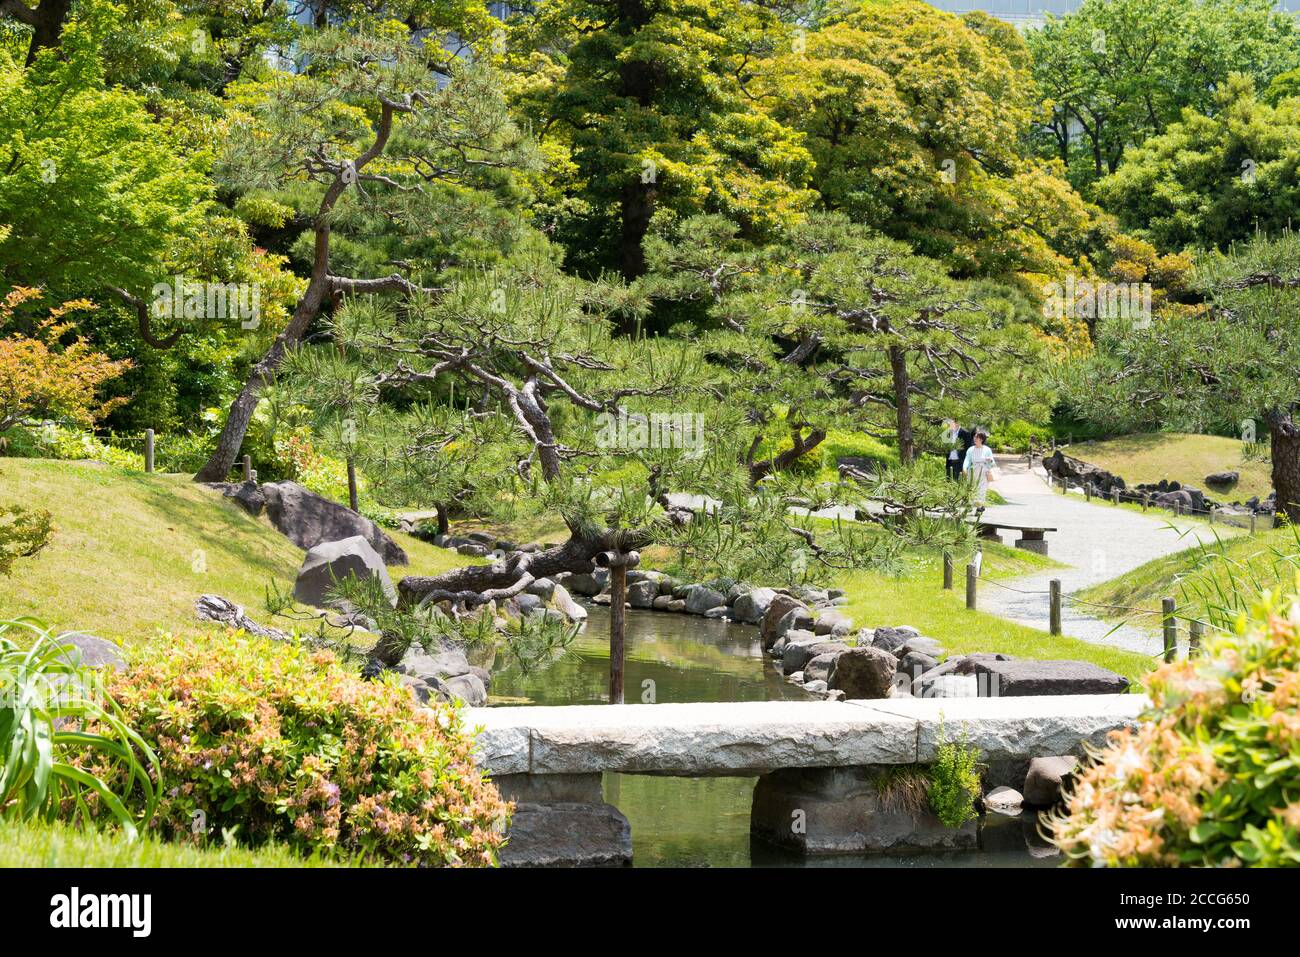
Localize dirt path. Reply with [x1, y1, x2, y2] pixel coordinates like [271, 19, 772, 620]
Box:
[976, 455, 1232, 656]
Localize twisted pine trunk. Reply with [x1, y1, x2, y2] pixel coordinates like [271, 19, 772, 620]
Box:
[1269, 411, 1300, 523]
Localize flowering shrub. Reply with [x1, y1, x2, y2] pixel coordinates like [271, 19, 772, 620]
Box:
[83, 634, 511, 866]
[1048, 582, 1300, 867]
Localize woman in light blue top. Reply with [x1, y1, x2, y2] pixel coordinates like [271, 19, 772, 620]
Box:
[962, 430, 996, 504]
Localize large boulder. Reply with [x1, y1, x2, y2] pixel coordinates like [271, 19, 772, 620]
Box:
[813, 611, 854, 637]
[683, 584, 727, 615]
[803, 651, 844, 683]
[759, 594, 806, 651]
[549, 583, 588, 622]
[1205, 470, 1239, 491]
[732, 587, 777, 624]
[566, 571, 607, 597]
[204, 480, 265, 516]
[967, 658, 1129, 697]
[262, 480, 407, 565]
[626, 580, 659, 608]
[871, 625, 920, 654]
[442, 672, 488, 706]
[1041, 451, 1126, 494]
[399, 645, 471, 682]
[54, 632, 127, 671]
[782, 639, 848, 676]
[293, 536, 397, 608]
[1023, 756, 1079, 807]
[827, 646, 897, 699]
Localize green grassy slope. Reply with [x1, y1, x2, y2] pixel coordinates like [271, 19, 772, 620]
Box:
[1068, 432, 1270, 501]
[1078, 524, 1300, 627]
[0, 458, 473, 642]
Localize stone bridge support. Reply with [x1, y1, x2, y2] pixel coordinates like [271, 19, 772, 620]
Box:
[468, 695, 1145, 866]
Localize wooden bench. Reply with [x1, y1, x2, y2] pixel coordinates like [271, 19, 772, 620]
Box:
[975, 521, 1057, 556]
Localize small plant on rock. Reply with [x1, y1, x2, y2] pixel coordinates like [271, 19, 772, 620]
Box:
[928, 720, 981, 828]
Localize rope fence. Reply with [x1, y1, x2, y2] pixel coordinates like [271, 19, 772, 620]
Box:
[943, 549, 1221, 663]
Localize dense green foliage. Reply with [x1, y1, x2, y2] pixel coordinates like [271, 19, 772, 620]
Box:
[1029, 0, 1300, 193]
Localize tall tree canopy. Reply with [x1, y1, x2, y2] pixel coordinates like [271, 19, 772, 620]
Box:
[1028, 0, 1300, 191]
[510, 0, 818, 281]
[756, 0, 1103, 280]
[1094, 75, 1300, 252]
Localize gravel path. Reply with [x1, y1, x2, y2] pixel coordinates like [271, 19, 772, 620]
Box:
[974, 455, 1233, 657]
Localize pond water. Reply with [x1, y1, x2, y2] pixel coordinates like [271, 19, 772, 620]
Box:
[488, 603, 1059, 868]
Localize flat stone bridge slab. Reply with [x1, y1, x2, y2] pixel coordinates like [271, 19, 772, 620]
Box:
[467, 694, 1147, 777]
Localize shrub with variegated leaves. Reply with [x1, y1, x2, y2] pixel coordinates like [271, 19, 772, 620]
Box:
[1047, 581, 1300, 867]
[80, 633, 511, 866]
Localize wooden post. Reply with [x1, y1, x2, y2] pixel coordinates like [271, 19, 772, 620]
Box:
[1175, 500, 1182, 517]
[1209, 507, 1215, 525]
[1189, 619, 1203, 658]
[1049, 579, 1062, 636]
[1251, 512, 1257, 535]
[965, 563, 977, 610]
[1142, 494, 1148, 512]
[242, 454, 252, 483]
[1085, 483, 1092, 503]
[144, 428, 155, 473]
[1162, 597, 1177, 663]
[1112, 488, 1119, 506]
[596, 549, 640, 704]
[943, 552, 953, 590]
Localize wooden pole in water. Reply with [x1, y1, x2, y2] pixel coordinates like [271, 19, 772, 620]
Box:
[242, 454, 252, 483]
[1251, 512, 1257, 535]
[966, 563, 977, 610]
[943, 552, 953, 590]
[596, 549, 640, 704]
[1189, 619, 1203, 658]
[1050, 579, 1062, 636]
[1162, 597, 1177, 663]
[144, 428, 155, 473]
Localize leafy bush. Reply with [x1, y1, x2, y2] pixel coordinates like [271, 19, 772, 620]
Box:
[85, 633, 511, 866]
[1, 422, 144, 469]
[1047, 583, 1300, 866]
[928, 722, 981, 828]
[992, 419, 1049, 453]
[0, 504, 51, 576]
[0, 619, 158, 838]
[817, 429, 898, 473]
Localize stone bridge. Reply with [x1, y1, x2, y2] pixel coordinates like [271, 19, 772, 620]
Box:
[467, 695, 1146, 865]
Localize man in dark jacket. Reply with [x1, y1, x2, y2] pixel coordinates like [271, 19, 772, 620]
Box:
[943, 420, 974, 481]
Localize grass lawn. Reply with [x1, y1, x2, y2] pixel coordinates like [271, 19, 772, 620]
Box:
[0, 458, 476, 643]
[831, 544, 1153, 683]
[1078, 523, 1300, 628]
[0, 818, 355, 867]
[1068, 432, 1270, 501]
